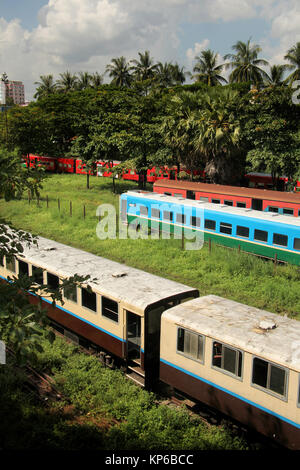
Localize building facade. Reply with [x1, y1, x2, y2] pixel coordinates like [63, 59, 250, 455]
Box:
[5, 80, 25, 105]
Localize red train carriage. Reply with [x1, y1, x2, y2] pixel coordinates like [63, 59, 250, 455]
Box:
[153, 179, 300, 217]
[23, 154, 57, 172]
[245, 172, 300, 192]
[57, 157, 75, 173]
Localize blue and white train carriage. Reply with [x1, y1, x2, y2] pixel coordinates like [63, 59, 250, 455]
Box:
[120, 190, 300, 265]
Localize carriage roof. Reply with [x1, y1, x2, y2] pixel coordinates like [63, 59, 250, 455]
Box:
[162, 295, 300, 371]
[19, 235, 197, 312]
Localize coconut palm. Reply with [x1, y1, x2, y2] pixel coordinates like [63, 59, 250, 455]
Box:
[284, 42, 300, 84]
[34, 74, 57, 99]
[105, 56, 132, 87]
[155, 62, 175, 88]
[170, 63, 186, 85]
[90, 72, 104, 88]
[224, 39, 270, 85]
[265, 64, 289, 86]
[191, 49, 227, 86]
[56, 71, 78, 93]
[76, 71, 92, 90]
[130, 50, 158, 81]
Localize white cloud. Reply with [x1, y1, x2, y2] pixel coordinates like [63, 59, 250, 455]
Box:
[186, 40, 210, 65]
[0, 0, 299, 100]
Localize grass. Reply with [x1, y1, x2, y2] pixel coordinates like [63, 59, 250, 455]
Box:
[0, 333, 255, 450]
[0, 173, 300, 317]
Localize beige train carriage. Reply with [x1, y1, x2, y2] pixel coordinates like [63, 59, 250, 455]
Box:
[0, 235, 198, 386]
[160, 295, 300, 449]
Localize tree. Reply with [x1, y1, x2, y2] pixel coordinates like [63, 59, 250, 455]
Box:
[56, 71, 78, 93]
[284, 42, 300, 84]
[34, 75, 57, 99]
[265, 65, 289, 86]
[224, 38, 270, 85]
[240, 86, 300, 188]
[191, 49, 227, 86]
[90, 72, 103, 88]
[105, 56, 133, 87]
[76, 71, 91, 90]
[130, 50, 158, 81]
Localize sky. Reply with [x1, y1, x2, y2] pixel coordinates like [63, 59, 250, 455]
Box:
[0, 0, 299, 101]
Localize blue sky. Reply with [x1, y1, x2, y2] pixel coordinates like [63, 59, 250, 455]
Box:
[0, 0, 299, 100]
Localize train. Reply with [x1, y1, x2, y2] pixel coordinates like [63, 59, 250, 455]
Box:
[22, 154, 300, 191]
[153, 180, 300, 217]
[0, 233, 300, 449]
[120, 190, 300, 265]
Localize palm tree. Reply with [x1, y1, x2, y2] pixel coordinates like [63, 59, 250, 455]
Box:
[224, 38, 270, 85]
[191, 49, 227, 86]
[56, 71, 78, 93]
[34, 74, 57, 99]
[284, 42, 300, 84]
[90, 72, 103, 88]
[130, 50, 158, 81]
[265, 64, 289, 85]
[170, 63, 186, 85]
[76, 71, 91, 90]
[105, 56, 132, 87]
[155, 62, 175, 88]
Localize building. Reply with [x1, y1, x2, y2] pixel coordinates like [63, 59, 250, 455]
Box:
[5, 80, 25, 105]
[0, 80, 6, 105]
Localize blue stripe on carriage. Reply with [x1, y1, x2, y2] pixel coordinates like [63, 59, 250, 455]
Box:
[160, 357, 300, 430]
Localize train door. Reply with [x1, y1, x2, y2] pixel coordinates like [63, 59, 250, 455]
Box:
[126, 311, 141, 362]
[251, 198, 263, 211]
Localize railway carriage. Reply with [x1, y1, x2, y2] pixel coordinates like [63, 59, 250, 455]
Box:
[153, 180, 300, 217]
[0, 235, 198, 387]
[160, 295, 300, 449]
[120, 190, 300, 265]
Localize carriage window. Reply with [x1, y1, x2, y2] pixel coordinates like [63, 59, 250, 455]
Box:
[269, 206, 279, 213]
[200, 197, 209, 202]
[151, 208, 160, 219]
[47, 272, 60, 290]
[283, 208, 294, 216]
[163, 211, 173, 222]
[140, 205, 148, 216]
[176, 213, 186, 224]
[252, 357, 287, 397]
[64, 284, 77, 303]
[224, 200, 233, 206]
[164, 192, 172, 196]
[191, 216, 201, 227]
[18, 260, 29, 277]
[174, 193, 183, 197]
[220, 222, 232, 235]
[254, 229, 268, 242]
[212, 341, 242, 378]
[81, 287, 97, 312]
[294, 238, 300, 250]
[212, 199, 220, 204]
[6, 257, 16, 273]
[236, 225, 249, 238]
[273, 233, 288, 247]
[32, 265, 44, 285]
[102, 296, 118, 322]
[177, 328, 204, 363]
[237, 202, 246, 208]
[204, 219, 216, 231]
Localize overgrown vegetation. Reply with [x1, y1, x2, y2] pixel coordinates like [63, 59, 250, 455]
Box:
[1, 174, 299, 318]
[0, 333, 256, 450]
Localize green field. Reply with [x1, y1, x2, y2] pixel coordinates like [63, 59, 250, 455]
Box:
[1, 173, 300, 318]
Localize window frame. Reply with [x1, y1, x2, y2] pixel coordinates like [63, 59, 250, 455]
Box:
[272, 233, 288, 247]
[81, 286, 97, 313]
[176, 327, 205, 364]
[219, 222, 232, 235]
[211, 340, 243, 380]
[236, 225, 250, 239]
[254, 228, 268, 243]
[176, 213, 186, 225]
[101, 296, 119, 323]
[251, 356, 289, 401]
[204, 219, 216, 231]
